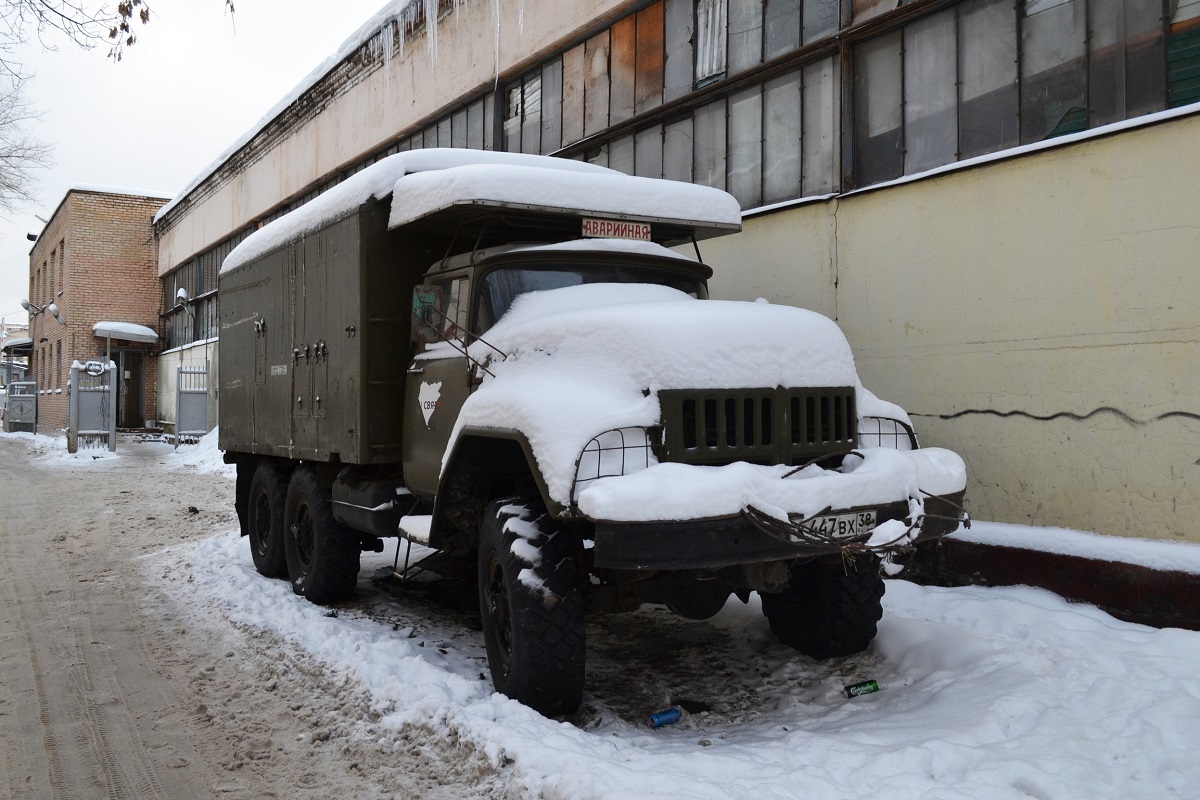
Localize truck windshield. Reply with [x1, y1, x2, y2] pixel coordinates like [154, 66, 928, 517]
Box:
[476, 262, 707, 331]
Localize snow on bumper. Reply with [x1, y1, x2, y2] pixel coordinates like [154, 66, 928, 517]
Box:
[577, 447, 968, 571]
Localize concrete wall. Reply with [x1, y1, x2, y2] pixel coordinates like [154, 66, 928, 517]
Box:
[156, 340, 218, 436]
[157, 0, 636, 274]
[701, 113, 1200, 543]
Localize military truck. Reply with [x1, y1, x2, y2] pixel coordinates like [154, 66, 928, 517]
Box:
[219, 149, 968, 716]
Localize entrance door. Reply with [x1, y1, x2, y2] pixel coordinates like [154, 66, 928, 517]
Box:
[117, 350, 144, 429]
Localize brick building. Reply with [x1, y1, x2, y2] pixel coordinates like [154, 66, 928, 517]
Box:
[25, 187, 170, 433]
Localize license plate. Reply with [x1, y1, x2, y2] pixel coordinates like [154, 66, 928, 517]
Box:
[810, 510, 877, 539]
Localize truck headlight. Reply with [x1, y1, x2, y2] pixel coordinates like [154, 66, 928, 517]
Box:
[858, 416, 918, 450]
[571, 426, 661, 504]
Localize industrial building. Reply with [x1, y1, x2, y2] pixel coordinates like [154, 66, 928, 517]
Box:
[149, 0, 1199, 543]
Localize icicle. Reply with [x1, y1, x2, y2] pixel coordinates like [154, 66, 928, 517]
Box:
[493, 0, 501, 90]
[425, 0, 438, 65]
[518, 0, 524, 36]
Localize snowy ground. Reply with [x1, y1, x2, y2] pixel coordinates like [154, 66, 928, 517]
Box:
[11, 431, 1200, 798]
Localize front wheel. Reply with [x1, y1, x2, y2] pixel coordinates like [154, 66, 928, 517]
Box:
[478, 498, 585, 716]
[760, 556, 885, 659]
[283, 467, 360, 604]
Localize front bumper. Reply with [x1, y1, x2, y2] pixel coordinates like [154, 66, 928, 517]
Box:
[591, 491, 967, 571]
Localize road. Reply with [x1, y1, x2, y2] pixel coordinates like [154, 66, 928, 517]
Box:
[0, 433, 509, 800]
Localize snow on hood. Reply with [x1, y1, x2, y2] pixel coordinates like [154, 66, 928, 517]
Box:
[477, 284, 858, 390]
[446, 284, 870, 508]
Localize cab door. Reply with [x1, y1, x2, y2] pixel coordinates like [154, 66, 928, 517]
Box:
[401, 275, 473, 497]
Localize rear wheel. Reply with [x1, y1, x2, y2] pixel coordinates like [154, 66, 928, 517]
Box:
[760, 556, 885, 659]
[478, 498, 585, 716]
[283, 467, 360, 604]
[247, 461, 288, 578]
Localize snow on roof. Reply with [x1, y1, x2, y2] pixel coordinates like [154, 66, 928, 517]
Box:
[69, 184, 174, 200]
[154, 0, 456, 224]
[1, 337, 32, 352]
[386, 164, 742, 233]
[220, 149, 616, 275]
[92, 322, 159, 344]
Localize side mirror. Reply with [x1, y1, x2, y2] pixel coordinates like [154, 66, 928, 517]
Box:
[411, 285, 443, 346]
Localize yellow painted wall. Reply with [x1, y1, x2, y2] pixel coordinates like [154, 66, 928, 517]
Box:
[702, 114, 1200, 542]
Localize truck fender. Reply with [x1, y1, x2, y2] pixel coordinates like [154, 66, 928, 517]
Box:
[428, 428, 564, 552]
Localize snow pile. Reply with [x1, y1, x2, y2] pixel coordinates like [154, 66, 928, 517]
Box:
[221, 149, 614, 274]
[171, 426, 236, 478]
[155, 528, 1200, 799]
[445, 283, 963, 516]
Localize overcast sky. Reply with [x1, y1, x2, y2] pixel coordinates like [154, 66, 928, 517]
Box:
[0, 0, 390, 327]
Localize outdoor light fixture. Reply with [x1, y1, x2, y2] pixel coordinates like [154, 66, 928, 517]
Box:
[176, 287, 196, 327]
[20, 298, 44, 315]
[47, 303, 66, 327]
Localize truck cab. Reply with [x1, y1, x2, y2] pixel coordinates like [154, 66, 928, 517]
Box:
[401, 240, 711, 498]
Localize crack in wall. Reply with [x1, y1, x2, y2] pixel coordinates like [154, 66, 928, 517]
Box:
[915, 408, 1200, 426]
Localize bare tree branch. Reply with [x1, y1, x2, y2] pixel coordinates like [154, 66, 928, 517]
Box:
[0, 1, 236, 214]
[0, 73, 51, 214]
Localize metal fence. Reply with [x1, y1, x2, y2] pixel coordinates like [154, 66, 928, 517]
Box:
[175, 365, 209, 448]
[68, 362, 117, 453]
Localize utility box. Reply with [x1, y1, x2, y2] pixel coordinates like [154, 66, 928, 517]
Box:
[3, 381, 36, 433]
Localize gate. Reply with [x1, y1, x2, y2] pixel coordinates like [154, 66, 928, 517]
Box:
[2, 381, 37, 433]
[68, 361, 117, 453]
[175, 366, 209, 447]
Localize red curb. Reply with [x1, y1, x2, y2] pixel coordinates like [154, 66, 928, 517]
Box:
[906, 538, 1200, 632]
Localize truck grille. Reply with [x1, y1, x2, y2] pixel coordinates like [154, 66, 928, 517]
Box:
[659, 387, 857, 466]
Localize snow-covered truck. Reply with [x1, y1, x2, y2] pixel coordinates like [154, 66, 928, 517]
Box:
[219, 149, 969, 716]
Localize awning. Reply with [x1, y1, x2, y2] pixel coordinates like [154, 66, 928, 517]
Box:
[1, 337, 32, 354]
[92, 321, 159, 345]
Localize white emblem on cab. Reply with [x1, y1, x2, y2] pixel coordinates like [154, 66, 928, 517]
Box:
[419, 381, 442, 427]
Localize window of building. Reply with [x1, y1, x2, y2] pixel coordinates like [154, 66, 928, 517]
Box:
[504, 71, 542, 154]
[58, 240, 65, 295]
[853, 30, 903, 185]
[959, 0, 1019, 158]
[1021, 0, 1088, 141]
[1170, 0, 1200, 106]
[852, 0, 1168, 186]
[905, 12, 957, 173]
[1089, 0, 1165, 125]
[728, 0, 763, 75]
[693, 97, 728, 190]
[49, 249, 56, 296]
[696, 0, 729, 86]
[665, 0, 695, 101]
